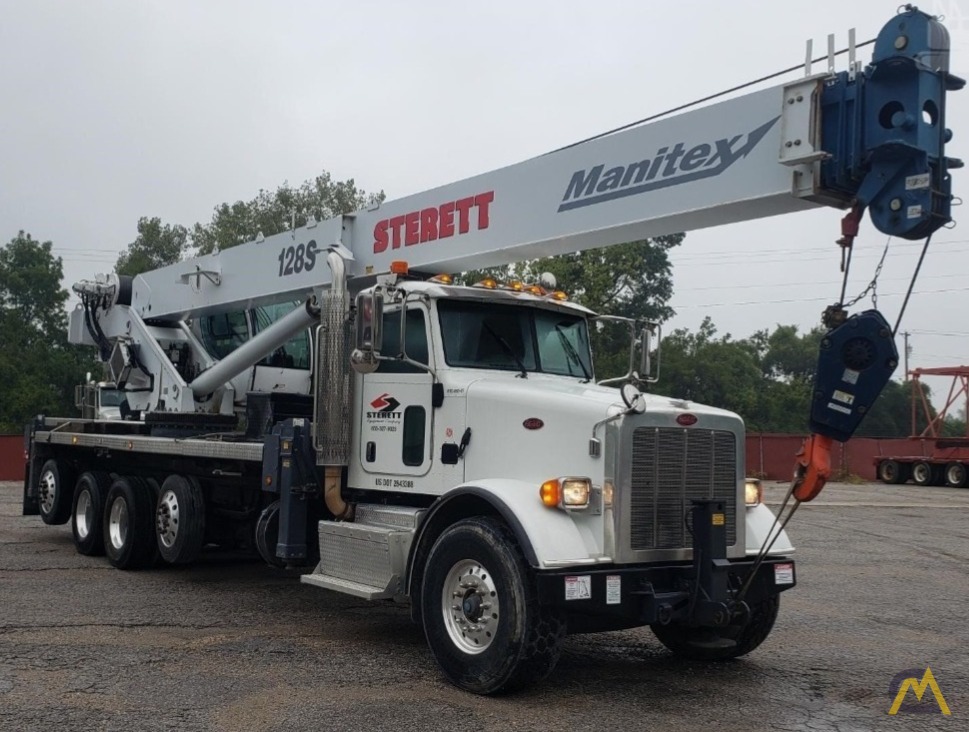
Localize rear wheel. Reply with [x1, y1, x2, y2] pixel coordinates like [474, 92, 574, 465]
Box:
[72, 471, 110, 556]
[945, 462, 968, 488]
[877, 460, 907, 485]
[103, 476, 156, 570]
[420, 517, 565, 695]
[912, 461, 939, 486]
[155, 475, 206, 565]
[651, 595, 780, 661]
[38, 459, 75, 525]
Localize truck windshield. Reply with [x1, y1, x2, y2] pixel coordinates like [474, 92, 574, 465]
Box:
[99, 389, 124, 407]
[438, 300, 593, 378]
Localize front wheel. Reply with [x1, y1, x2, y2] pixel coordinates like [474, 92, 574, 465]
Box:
[651, 595, 780, 661]
[420, 517, 565, 695]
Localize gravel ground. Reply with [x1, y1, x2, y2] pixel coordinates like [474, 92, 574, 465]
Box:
[1, 479, 966, 731]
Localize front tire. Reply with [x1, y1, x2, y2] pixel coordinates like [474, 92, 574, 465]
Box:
[651, 595, 780, 661]
[420, 517, 565, 695]
[38, 459, 75, 525]
[103, 476, 156, 570]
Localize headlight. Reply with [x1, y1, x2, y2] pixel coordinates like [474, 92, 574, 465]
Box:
[539, 477, 592, 510]
[745, 478, 763, 506]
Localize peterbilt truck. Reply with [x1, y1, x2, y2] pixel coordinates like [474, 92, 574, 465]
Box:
[23, 6, 960, 694]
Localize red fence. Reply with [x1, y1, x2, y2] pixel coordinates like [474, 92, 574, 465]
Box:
[1, 434, 25, 481]
[745, 434, 941, 481]
[0, 432, 947, 483]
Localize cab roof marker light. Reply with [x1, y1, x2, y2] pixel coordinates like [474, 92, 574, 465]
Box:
[473, 277, 498, 289]
[548, 290, 568, 301]
[428, 273, 453, 285]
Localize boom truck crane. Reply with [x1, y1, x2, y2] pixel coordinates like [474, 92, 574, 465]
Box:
[22, 6, 960, 694]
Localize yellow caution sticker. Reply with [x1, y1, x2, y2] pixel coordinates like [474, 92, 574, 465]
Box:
[712, 513, 725, 526]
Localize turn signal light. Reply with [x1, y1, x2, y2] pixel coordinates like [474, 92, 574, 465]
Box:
[390, 260, 409, 275]
[540, 479, 560, 507]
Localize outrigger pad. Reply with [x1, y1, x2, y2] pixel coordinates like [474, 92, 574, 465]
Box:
[809, 310, 898, 442]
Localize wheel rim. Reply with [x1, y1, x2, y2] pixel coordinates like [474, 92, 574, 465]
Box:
[38, 469, 56, 514]
[75, 489, 93, 539]
[914, 464, 931, 483]
[441, 559, 500, 655]
[881, 463, 897, 481]
[947, 465, 964, 485]
[108, 497, 129, 550]
[156, 489, 180, 549]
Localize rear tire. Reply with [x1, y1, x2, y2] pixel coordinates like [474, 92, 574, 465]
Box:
[38, 459, 75, 525]
[72, 471, 110, 556]
[155, 475, 206, 565]
[945, 462, 968, 488]
[651, 595, 780, 661]
[877, 460, 906, 485]
[420, 517, 565, 695]
[912, 461, 936, 486]
[103, 476, 156, 570]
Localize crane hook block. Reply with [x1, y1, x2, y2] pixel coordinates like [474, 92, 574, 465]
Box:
[808, 310, 898, 442]
[792, 434, 833, 502]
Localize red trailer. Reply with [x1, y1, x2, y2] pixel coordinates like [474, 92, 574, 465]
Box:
[875, 367, 969, 487]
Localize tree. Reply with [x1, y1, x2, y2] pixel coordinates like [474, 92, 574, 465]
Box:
[0, 232, 96, 430]
[114, 217, 189, 277]
[193, 172, 384, 254]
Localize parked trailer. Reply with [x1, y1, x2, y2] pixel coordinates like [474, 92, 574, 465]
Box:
[876, 367, 969, 488]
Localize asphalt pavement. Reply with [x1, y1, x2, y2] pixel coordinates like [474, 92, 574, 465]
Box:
[1, 479, 966, 731]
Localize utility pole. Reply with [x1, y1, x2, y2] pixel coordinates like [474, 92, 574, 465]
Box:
[903, 331, 911, 380]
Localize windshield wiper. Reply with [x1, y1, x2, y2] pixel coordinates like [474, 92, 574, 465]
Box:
[483, 323, 528, 378]
[555, 324, 591, 382]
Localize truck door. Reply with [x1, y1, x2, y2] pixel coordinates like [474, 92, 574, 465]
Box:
[359, 306, 434, 480]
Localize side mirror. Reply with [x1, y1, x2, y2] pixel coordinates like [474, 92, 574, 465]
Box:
[351, 291, 384, 374]
[638, 324, 661, 384]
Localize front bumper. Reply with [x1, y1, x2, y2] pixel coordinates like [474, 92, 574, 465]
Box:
[535, 556, 795, 628]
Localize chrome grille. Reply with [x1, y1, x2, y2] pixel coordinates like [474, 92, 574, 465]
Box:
[629, 427, 737, 550]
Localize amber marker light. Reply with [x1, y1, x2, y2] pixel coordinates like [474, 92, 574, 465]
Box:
[548, 291, 569, 301]
[474, 277, 498, 289]
[540, 479, 560, 507]
[428, 273, 453, 284]
[389, 260, 409, 275]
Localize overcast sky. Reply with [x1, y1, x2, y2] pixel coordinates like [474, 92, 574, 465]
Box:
[3, 0, 969, 393]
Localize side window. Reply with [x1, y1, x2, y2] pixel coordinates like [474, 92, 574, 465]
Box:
[252, 303, 311, 370]
[378, 309, 429, 374]
[199, 311, 249, 360]
[402, 406, 426, 466]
